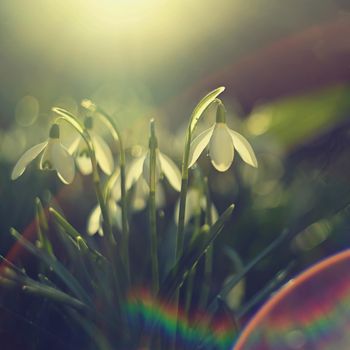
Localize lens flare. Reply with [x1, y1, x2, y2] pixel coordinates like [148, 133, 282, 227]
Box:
[126, 289, 237, 349]
[234, 250, 350, 350]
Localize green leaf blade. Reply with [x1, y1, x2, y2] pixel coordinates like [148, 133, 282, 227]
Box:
[160, 203, 234, 299]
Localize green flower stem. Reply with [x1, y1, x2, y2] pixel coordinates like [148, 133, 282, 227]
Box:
[91, 106, 130, 279]
[149, 119, 159, 294]
[94, 179, 115, 245]
[176, 87, 225, 259]
[53, 108, 127, 317]
[184, 268, 195, 316]
[184, 171, 202, 316]
[52, 108, 114, 246]
[172, 87, 225, 350]
[199, 177, 213, 309]
[176, 160, 190, 259]
[35, 197, 53, 257]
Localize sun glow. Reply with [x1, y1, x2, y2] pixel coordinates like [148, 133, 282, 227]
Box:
[1, 0, 236, 76]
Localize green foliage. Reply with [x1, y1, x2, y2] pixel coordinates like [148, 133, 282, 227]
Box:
[2, 85, 350, 350]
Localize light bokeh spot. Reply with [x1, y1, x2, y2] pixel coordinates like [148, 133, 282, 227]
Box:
[15, 95, 39, 127]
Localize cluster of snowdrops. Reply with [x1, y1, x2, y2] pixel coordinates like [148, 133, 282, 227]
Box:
[11, 87, 257, 242]
[6, 87, 258, 349]
[10, 86, 258, 292]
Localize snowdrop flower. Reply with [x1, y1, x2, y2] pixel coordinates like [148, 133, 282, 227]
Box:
[129, 177, 165, 212]
[126, 149, 181, 194]
[86, 171, 122, 236]
[111, 171, 165, 212]
[188, 100, 258, 172]
[174, 188, 218, 226]
[69, 116, 114, 176]
[87, 200, 121, 236]
[11, 124, 75, 184]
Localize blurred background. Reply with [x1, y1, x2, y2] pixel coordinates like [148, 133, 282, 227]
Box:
[0, 0, 350, 347]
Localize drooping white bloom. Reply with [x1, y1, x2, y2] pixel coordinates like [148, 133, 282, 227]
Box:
[11, 124, 75, 184]
[188, 101, 258, 172]
[126, 150, 181, 193]
[118, 149, 180, 211]
[111, 172, 165, 212]
[87, 200, 121, 236]
[87, 171, 121, 236]
[134, 178, 166, 211]
[174, 188, 218, 226]
[69, 116, 114, 176]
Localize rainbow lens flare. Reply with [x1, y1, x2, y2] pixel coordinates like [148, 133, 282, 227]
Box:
[126, 290, 236, 349]
[234, 250, 350, 350]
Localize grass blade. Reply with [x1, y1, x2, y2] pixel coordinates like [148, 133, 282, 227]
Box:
[22, 281, 89, 311]
[160, 204, 234, 299]
[10, 228, 92, 305]
[207, 229, 289, 314]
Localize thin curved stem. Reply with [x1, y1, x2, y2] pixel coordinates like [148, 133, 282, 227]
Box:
[90, 106, 130, 279]
[199, 177, 213, 309]
[171, 88, 225, 350]
[52, 108, 114, 245]
[149, 119, 159, 294]
[175, 87, 225, 259]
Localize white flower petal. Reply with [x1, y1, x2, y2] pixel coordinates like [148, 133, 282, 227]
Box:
[51, 141, 75, 184]
[199, 196, 218, 223]
[11, 141, 47, 180]
[111, 174, 121, 201]
[210, 205, 219, 224]
[74, 141, 93, 175]
[188, 126, 215, 168]
[67, 135, 81, 154]
[92, 133, 114, 175]
[158, 151, 181, 192]
[76, 155, 93, 175]
[228, 129, 258, 168]
[109, 201, 122, 230]
[174, 189, 200, 225]
[209, 123, 234, 172]
[87, 205, 102, 236]
[126, 154, 146, 190]
[98, 228, 104, 236]
[142, 152, 161, 185]
[132, 177, 149, 211]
